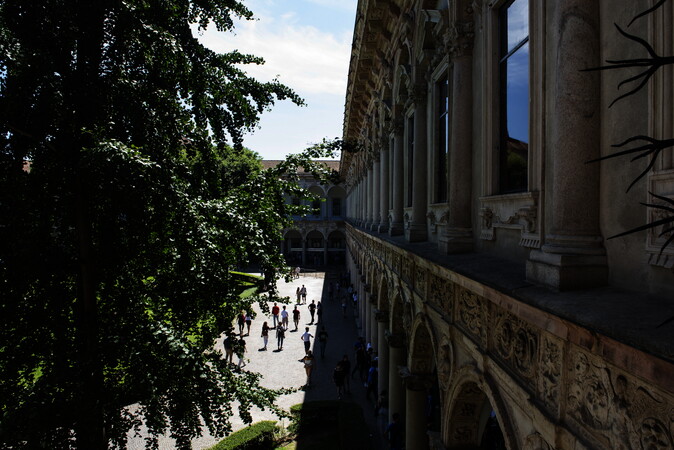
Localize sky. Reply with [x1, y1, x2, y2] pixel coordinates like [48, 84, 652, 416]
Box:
[196, 0, 358, 160]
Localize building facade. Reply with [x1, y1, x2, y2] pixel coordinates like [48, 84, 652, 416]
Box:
[341, 1, 674, 449]
[262, 160, 347, 268]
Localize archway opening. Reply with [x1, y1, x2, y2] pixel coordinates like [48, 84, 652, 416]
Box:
[445, 382, 507, 450]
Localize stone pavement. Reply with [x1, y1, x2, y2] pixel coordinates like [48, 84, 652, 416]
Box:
[128, 271, 385, 449]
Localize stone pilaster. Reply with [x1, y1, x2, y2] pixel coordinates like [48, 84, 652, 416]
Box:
[440, 19, 474, 253]
[407, 83, 429, 242]
[390, 117, 405, 236]
[379, 146, 390, 233]
[526, 0, 607, 290]
[372, 158, 381, 231]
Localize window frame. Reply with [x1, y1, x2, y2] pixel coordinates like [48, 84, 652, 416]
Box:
[479, 0, 543, 249]
[431, 61, 450, 204]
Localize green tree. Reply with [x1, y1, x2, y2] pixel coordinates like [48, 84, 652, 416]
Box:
[0, 1, 336, 448]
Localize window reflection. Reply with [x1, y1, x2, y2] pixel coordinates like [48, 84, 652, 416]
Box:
[499, 0, 529, 193]
[436, 77, 449, 203]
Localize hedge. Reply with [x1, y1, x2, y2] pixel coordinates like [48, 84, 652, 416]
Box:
[208, 421, 279, 450]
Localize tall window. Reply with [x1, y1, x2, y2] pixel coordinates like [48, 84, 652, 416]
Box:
[406, 114, 415, 207]
[436, 77, 449, 202]
[499, 0, 529, 193]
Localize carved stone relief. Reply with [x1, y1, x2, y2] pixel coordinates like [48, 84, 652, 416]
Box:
[455, 287, 487, 348]
[491, 309, 539, 387]
[414, 265, 427, 297]
[566, 349, 674, 449]
[428, 273, 454, 316]
[523, 433, 552, 450]
[479, 192, 540, 248]
[437, 340, 453, 391]
[401, 257, 413, 284]
[536, 335, 562, 416]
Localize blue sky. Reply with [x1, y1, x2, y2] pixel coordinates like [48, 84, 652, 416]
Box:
[197, 0, 357, 160]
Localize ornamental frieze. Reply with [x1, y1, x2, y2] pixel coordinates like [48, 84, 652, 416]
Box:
[455, 287, 487, 348]
[566, 349, 674, 450]
[392, 252, 402, 274]
[414, 265, 427, 297]
[401, 257, 413, 284]
[428, 273, 454, 316]
[491, 309, 539, 387]
[536, 335, 562, 417]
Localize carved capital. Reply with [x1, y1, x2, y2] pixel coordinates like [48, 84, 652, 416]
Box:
[449, 20, 475, 58]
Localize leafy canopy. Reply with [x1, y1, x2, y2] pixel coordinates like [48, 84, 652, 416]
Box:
[0, 1, 339, 448]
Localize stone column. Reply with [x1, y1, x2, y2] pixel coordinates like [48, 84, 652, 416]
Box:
[390, 118, 405, 235]
[376, 311, 389, 394]
[367, 167, 374, 229]
[379, 145, 390, 233]
[369, 300, 378, 350]
[440, 23, 474, 253]
[358, 176, 366, 227]
[387, 334, 407, 424]
[372, 158, 381, 231]
[405, 375, 431, 450]
[526, 0, 607, 290]
[407, 84, 428, 242]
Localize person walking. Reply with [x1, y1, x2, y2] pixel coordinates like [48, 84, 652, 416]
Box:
[276, 324, 286, 351]
[296, 287, 301, 303]
[245, 311, 252, 336]
[271, 303, 280, 329]
[236, 338, 246, 369]
[292, 305, 301, 331]
[260, 322, 269, 351]
[308, 300, 317, 324]
[385, 413, 404, 450]
[237, 311, 246, 336]
[365, 361, 378, 402]
[300, 327, 313, 354]
[301, 350, 314, 386]
[316, 301, 322, 324]
[333, 360, 346, 399]
[223, 334, 234, 365]
[317, 326, 329, 359]
[281, 305, 289, 329]
[300, 285, 307, 304]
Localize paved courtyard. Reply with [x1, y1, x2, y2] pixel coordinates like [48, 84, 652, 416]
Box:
[128, 271, 384, 449]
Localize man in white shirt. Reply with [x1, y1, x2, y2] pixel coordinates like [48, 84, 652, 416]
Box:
[300, 327, 313, 354]
[281, 305, 289, 328]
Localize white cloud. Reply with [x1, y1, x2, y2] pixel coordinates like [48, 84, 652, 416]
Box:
[195, 11, 351, 97]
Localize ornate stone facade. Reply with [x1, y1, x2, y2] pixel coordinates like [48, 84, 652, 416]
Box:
[341, 1, 674, 449]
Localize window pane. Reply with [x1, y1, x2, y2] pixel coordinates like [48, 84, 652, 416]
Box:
[501, 42, 529, 193]
[406, 114, 415, 207]
[507, 0, 529, 53]
[436, 78, 448, 203]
